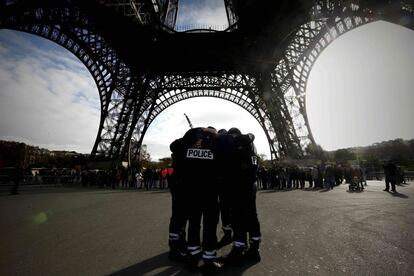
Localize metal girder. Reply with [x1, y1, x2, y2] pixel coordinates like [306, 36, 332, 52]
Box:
[146, 74, 263, 128]
[1, 0, 413, 163]
[124, 73, 281, 160]
[97, 0, 162, 25]
[0, 0, 144, 161]
[224, 0, 238, 28]
[268, 0, 414, 158]
[159, 0, 178, 29]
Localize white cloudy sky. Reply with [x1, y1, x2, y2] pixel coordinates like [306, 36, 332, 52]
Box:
[0, 30, 100, 153]
[0, 0, 414, 161]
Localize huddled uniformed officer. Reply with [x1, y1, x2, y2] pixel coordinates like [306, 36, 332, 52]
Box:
[172, 126, 223, 272]
[224, 127, 262, 264]
[167, 137, 189, 262]
[215, 129, 233, 248]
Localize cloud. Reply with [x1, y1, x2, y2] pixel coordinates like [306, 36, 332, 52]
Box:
[0, 44, 8, 55]
[144, 97, 271, 161]
[2, 21, 412, 162]
[0, 31, 100, 153]
[176, 0, 228, 28]
[306, 21, 414, 150]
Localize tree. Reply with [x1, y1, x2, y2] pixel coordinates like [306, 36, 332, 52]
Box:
[0, 141, 26, 167]
[159, 157, 172, 168]
[333, 149, 356, 162]
[134, 144, 151, 170]
[257, 153, 268, 167]
[305, 143, 326, 161]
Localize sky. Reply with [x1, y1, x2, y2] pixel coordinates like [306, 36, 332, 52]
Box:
[0, 0, 413, 161]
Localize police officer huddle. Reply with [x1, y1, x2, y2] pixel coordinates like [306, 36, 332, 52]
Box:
[168, 126, 261, 273]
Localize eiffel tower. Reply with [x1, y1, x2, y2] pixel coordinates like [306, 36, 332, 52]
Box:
[1, 0, 413, 161]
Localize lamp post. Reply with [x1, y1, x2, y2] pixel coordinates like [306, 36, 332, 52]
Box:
[128, 138, 135, 169]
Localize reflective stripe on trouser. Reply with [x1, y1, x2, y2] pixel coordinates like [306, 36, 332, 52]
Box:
[202, 250, 217, 260]
[249, 236, 261, 249]
[169, 233, 180, 241]
[222, 225, 232, 231]
[187, 245, 202, 256]
[233, 241, 246, 248]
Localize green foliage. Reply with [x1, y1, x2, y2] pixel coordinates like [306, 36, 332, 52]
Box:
[305, 143, 326, 161]
[0, 140, 88, 169]
[257, 153, 268, 167]
[158, 157, 172, 168]
[264, 139, 414, 169]
[333, 148, 356, 162]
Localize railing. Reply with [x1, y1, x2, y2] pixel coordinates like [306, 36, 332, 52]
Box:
[366, 172, 384, 181]
[174, 23, 230, 32]
[0, 175, 80, 185]
[366, 171, 414, 181]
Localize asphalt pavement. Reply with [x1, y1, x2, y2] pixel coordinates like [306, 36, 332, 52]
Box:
[0, 180, 413, 275]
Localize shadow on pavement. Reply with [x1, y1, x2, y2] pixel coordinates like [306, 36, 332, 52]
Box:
[109, 252, 188, 276]
[346, 189, 365, 193]
[303, 187, 321, 192]
[217, 261, 257, 275]
[397, 182, 410, 187]
[148, 190, 170, 194]
[86, 190, 131, 195]
[258, 189, 293, 193]
[390, 191, 409, 198]
[109, 252, 258, 276]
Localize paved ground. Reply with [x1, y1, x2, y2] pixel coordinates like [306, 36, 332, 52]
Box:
[0, 181, 413, 276]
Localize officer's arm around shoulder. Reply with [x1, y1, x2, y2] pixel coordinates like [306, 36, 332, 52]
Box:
[238, 134, 254, 145]
[170, 138, 183, 152]
[183, 127, 203, 139]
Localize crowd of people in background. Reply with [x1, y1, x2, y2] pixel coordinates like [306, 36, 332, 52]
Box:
[2, 161, 408, 194]
[255, 162, 406, 192]
[79, 167, 174, 190]
[255, 164, 367, 191]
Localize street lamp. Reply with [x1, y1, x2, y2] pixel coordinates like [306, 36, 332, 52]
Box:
[128, 138, 135, 169]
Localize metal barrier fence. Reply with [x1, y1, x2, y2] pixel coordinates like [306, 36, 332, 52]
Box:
[366, 171, 414, 181]
[0, 175, 80, 185]
[175, 23, 229, 32]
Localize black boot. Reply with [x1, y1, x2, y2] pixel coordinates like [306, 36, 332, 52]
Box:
[224, 245, 245, 266]
[217, 228, 233, 248]
[244, 239, 261, 262]
[168, 239, 187, 262]
[202, 259, 224, 274]
[187, 251, 201, 272]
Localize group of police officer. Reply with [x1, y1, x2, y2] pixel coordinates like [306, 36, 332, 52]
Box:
[167, 126, 261, 273]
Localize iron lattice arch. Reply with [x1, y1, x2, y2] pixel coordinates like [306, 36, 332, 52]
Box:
[1, 0, 413, 161]
[130, 73, 283, 159]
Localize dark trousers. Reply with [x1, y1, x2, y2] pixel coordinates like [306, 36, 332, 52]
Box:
[219, 187, 232, 228]
[187, 192, 219, 252]
[309, 179, 313, 188]
[169, 190, 187, 237]
[231, 187, 261, 245]
[385, 176, 396, 191]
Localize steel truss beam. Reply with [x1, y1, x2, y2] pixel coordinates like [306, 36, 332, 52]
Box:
[224, 0, 238, 28]
[265, 0, 414, 158]
[128, 73, 280, 159]
[159, 0, 178, 29]
[1, 0, 413, 162]
[0, 0, 147, 161]
[97, 0, 162, 26]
